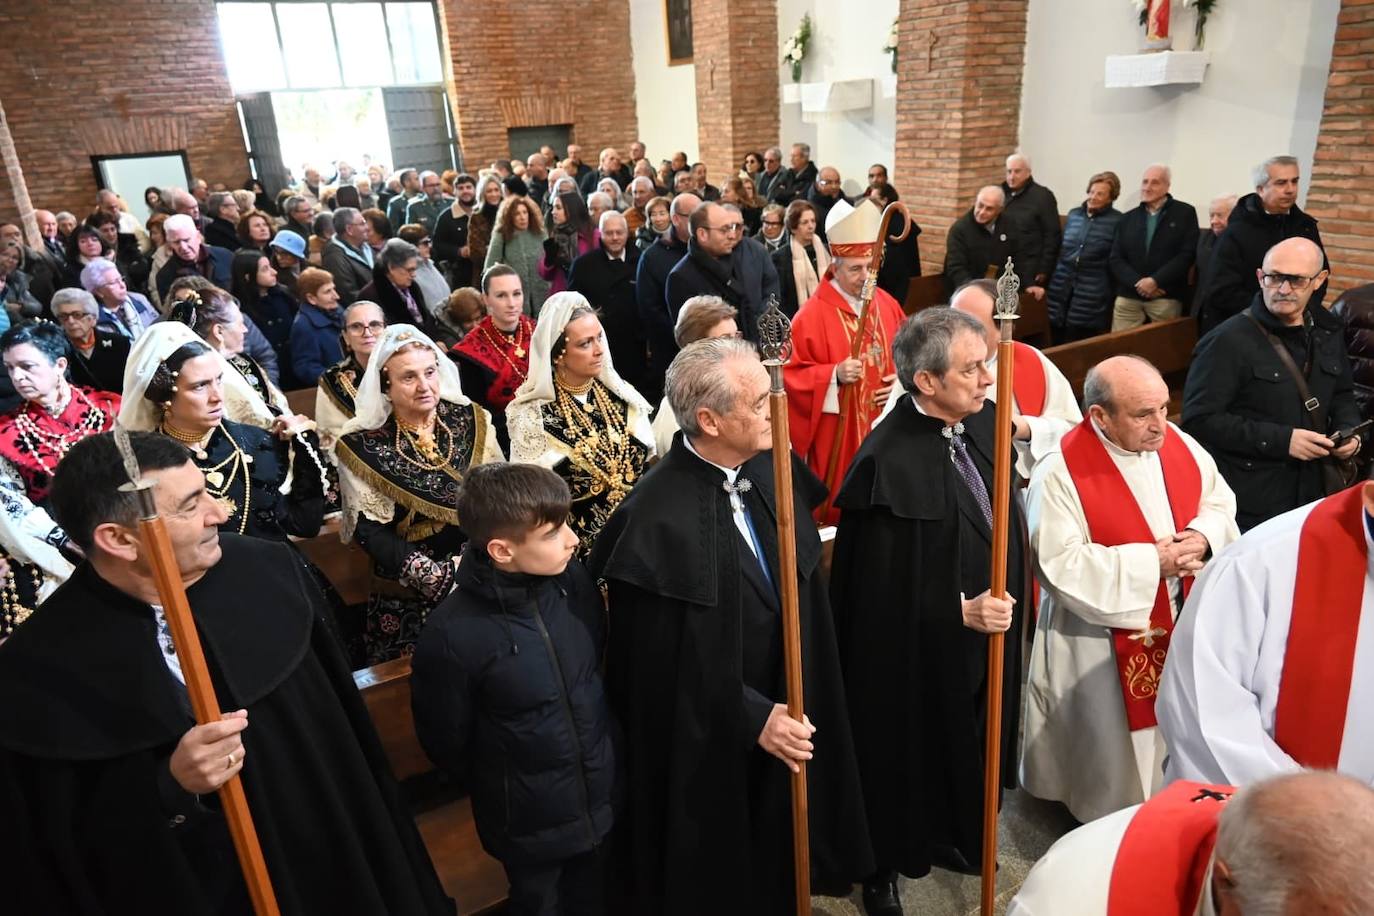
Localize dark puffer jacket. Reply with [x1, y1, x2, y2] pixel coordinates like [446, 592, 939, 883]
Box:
[1047, 203, 1122, 333]
[1333, 282, 1374, 420]
[410, 548, 618, 866]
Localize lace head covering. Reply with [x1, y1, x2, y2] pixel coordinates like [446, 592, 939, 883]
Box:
[119, 321, 274, 432]
[341, 323, 468, 436]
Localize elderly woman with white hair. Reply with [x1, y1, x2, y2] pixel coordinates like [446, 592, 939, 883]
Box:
[78, 257, 158, 340]
[507, 291, 655, 557]
[334, 323, 503, 664]
[51, 288, 130, 393]
[121, 321, 325, 544]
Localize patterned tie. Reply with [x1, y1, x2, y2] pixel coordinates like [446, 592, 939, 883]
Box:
[946, 425, 993, 528]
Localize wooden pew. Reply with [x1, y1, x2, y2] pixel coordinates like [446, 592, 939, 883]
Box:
[354, 658, 508, 915]
[1043, 317, 1198, 416]
[285, 387, 317, 420]
[904, 274, 945, 315]
[905, 274, 1052, 346]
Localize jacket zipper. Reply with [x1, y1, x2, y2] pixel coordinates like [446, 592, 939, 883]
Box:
[534, 606, 597, 846]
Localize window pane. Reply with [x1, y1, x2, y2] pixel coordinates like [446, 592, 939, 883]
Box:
[333, 3, 391, 87]
[216, 3, 286, 92]
[276, 3, 341, 89]
[386, 3, 442, 84]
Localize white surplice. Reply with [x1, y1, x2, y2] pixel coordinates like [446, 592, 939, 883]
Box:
[1158, 497, 1374, 787]
[876, 343, 1081, 479]
[1007, 802, 1219, 916]
[1021, 420, 1239, 822]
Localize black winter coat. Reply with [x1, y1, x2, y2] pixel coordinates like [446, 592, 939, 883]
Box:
[635, 232, 687, 402]
[568, 245, 645, 390]
[1047, 203, 1122, 332]
[665, 237, 780, 345]
[1001, 178, 1061, 284]
[359, 263, 441, 342]
[1197, 193, 1328, 334]
[411, 550, 618, 866]
[943, 209, 1037, 297]
[1182, 295, 1361, 530]
[1333, 282, 1374, 420]
[1109, 194, 1199, 300]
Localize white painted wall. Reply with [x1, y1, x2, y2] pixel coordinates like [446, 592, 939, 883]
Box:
[777, 0, 899, 199]
[629, 0, 699, 166]
[1019, 0, 1340, 216]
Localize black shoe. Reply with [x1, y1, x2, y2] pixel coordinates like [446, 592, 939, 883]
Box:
[861, 872, 903, 916]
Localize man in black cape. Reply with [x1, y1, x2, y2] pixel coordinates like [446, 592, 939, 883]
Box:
[830, 307, 1025, 915]
[589, 337, 873, 914]
[0, 431, 453, 915]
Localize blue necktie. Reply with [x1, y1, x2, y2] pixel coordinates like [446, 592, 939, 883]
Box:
[725, 478, 775, 591]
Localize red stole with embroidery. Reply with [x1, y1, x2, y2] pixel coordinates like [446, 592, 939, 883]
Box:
[1107, 780, 1234, 916]
[1274, 483, 1368, 768]
[1011, 341, 1047, 417]
[1061, 420, 1202, 730]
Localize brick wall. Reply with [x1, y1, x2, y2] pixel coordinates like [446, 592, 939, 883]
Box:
[437, 0, 638, 170]
[893, 0, 1029, 275]
[1306, 0, 1374, 298]
[0, 0, 247, 225]
[691, 0, 779, 185]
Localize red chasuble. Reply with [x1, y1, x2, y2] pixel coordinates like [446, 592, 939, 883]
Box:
[1011, 341, 1047, 417]
[0, 386, 120, 503]
[1060, 420, 1201, 730]
[449, 314, 534, 411]
[1274, 482, 1368, 768]
[1107, 780, 1234, 916]
[783, 280, 905, 525]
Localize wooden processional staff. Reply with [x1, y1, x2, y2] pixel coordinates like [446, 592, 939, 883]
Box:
[980, 259, 1020, 916]
[114, 425, 282, 916]
[758, 297, 812, 916]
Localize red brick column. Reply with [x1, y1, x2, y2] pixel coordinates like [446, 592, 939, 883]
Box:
[691, 0, 779, 185]
[893, 0, 1029, 276]
[1306, 0, 1374, 297]
[0, 0, 247, 222]
[438, 0, 639, 170]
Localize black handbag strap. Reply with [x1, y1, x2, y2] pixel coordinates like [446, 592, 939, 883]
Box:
[1243, 311, 1327, 433]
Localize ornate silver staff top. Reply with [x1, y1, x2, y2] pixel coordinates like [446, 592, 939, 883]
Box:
[757, 295, 793, 365]
[114, 422, 159, 516]
[994, 257, 1020, 323]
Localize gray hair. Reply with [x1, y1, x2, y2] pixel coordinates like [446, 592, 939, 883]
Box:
[975, 185, 1007, 208]
[1144, 162, 1173, 183]
[283, 194, 308, 216]
[629, 175, 654, 194]
[587, 191, 615, 213]
[55, 211, 75, 223]
[1216, 772, 1374, 916]
[791, 142, 811, 159]
[51, 288, 99, 317]
[765, 146, 783, 160]
[332, 206, 360, 237]
[378, 237, 419, 271]
[670, 193, 701, 218]
[1253, 155, 1299, 189]
[1211, 193, 1239, 212]
[598, 210, 627, 233]
[666, 337, 760, 438]
[1083, 355, 1160, 413]
[892, 307, 986, 394]
[205, 191, 232, 219]
[1007, 150, 1033, 171]
[343, 299, 384, 322]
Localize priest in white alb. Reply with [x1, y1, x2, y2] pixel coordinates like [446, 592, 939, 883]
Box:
[877, 278, 1081, 480]
[1022, 355, 1238, 822]
[1159, 480, 1374, 787]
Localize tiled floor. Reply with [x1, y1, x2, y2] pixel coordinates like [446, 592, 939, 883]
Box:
[811, 788, 1080, 916]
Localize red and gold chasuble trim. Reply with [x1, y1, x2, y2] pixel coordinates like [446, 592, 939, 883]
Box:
[1274, 483, 1368, 769]
[1107, 780, 1233, 916]
[1061, 421, 1202, 730]
[835, 300, 896, 439]
[1011, 341, 1047, 417]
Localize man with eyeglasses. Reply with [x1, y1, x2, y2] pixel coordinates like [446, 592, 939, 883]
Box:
[637, 194, 701, 404]
[754, 203, 787, 253]
[807, 166, 848, 244]
[1183, 237, 1359, 531]
[1198, 155, 1328, 334]
[665, 202, 780, 346]
[757, 146, 789, 204]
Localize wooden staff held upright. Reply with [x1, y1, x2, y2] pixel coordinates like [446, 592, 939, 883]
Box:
[759, 295, 812, 916]
[819, 202, 911, 518]
[980, 258, 1019, 916]
[113, 424, 281, 916]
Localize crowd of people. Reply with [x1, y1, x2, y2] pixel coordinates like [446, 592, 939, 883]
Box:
[0, 135, 1372, 916]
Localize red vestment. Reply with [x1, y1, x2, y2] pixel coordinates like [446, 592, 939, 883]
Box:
[783, 279, 905, 525]
[1107, 780, 1233, 916]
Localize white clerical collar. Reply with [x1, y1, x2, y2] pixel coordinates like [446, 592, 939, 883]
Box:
[683, 435, 740, 484]
[828, 278, 862, 314]
[605, 248, 626, 262]
[1091, 416, 1154, 460]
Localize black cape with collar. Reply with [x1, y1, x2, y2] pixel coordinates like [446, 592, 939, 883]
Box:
[830, 396, 1026, 880]
[588, 436, 873, 915]
[0, 534, 452, 915]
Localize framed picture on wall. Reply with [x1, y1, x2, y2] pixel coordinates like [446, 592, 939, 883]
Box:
[666, 0, 693, 66]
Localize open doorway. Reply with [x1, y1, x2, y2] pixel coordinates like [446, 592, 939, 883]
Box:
[271, 89, 392, 185]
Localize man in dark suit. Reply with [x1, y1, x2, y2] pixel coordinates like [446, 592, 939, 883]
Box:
[1002, 152, 1061, 290]
[665, 203, 780, 346]
[943, 186, 1037, 297]
[1109, 164, 1200, 331]
[568, 211, 644, 390]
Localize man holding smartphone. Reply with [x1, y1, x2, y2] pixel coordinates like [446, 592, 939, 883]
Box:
[1183, 237, 1361, 531]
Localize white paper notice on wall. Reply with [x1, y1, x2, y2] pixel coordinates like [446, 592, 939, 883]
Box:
[1104, 51, 1209, 88]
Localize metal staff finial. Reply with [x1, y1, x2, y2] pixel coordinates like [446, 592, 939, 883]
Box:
[758, 294, 793, 366]
[114, 423, 158, 517]
[994, 257, 1021, 321]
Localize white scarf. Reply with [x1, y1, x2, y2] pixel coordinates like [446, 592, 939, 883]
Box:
[341, 324, 469, 436]
[791, 235, 831, 305]
[119, 322, 274, 432]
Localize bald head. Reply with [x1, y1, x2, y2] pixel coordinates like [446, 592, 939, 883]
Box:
[35, 210, 56, 240]
[817, 166, 841, 198]
[1262, 236, 1324, 276]
[951, 280, 999, 353]
[1084, 355, 1169, 452]
[1259, 237, 1327, 327]
[1216, 772, 1374, 915]
[973, 186, 1006, 225]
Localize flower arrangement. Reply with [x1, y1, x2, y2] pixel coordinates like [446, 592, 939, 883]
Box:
[883, 18, 899, 74]
[782, 14, 812, 84]
[1132, 0, 1218, 48]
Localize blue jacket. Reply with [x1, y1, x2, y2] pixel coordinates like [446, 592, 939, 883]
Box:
[411, 549, 618, 866]
[1047, 203, 1122, 332]
[289, 304, 344, 387]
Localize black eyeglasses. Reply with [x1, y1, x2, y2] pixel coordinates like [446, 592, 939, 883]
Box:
[346, 321, 386, 334]
[762, 219, 783, 227]
[1261, 272, 1322, 291]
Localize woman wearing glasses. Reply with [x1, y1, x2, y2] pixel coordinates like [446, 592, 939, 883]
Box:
[360, 238, 442, 342]
[316, 300, 386, 450]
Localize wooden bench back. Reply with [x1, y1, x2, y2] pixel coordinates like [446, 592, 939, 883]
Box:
[354, 656, 432, 782]
[285, 387, 317, 420]
[1043, 317, 1198, 402]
